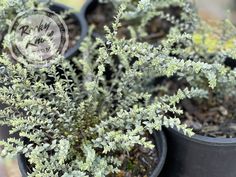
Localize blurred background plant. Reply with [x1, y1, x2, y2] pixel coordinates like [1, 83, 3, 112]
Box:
[55, 0, 85, 11]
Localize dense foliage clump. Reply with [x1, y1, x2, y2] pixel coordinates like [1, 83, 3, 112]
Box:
[1, 0, 236, 176]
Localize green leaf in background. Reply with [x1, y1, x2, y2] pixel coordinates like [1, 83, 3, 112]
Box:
[55, 0, 85, 11]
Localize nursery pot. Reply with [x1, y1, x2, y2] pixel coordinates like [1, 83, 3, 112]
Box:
[0, 104, 19, 140]
[150, 131, 167, 177]
[18, 131, 167, 177]
[0, 125, 12, 141]
[50, 3, 88, 59]
[0, 3, 88, 141]
[225, 57, 236, 69]
[0, 103, 7, 140]
[160, 127, 236, 177]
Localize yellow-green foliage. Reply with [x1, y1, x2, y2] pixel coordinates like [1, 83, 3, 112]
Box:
[55, 0, 85, 11]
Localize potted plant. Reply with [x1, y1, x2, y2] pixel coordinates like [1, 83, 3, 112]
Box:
[0, 0, 88, 140]
[84, 0, 198, 43]
[0, 4, 202, 176]
[0, 0, 36, 140]
[152, 20, 236, 177]
[2, 1, 234, 176]
[0, 0, 88, 59]
[50, 2, 88, 59]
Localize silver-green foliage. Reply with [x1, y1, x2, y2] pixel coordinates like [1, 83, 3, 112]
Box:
[1, 2, 236, 177]
[0, 0, 37, 31]
[167, 20, 236, 102]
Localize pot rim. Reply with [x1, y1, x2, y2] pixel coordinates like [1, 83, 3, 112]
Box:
[169, 127, 236, 146]
[150, 131, 167, 177]
[17, 153, 28, 177]
[51, 2, 88, 59]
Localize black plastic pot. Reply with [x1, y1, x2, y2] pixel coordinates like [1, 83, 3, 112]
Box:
[160, 127, 236, 177]
[18, 131, 167, 177]
[0, 103, 7, 140]
[50, 3, 88, 59]
[225, 57, 236, 69]
[150, 131, 168, 177]
[0, 3, 88, 141]
[0, 125, 11, 141]
[0, 103, 19, 140]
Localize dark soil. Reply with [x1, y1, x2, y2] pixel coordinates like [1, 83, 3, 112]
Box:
[143, 6, 182, 44]
[181, 97, 236, 138]
[86, 2, 115, 36]
[154, 78, 236, 138]
[143, 17, 168, 44]
[86, 2, 132, 40]
[86, 2, 182, 42]
[109, 134, 159, 177]
[64, 15, 81, 52]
